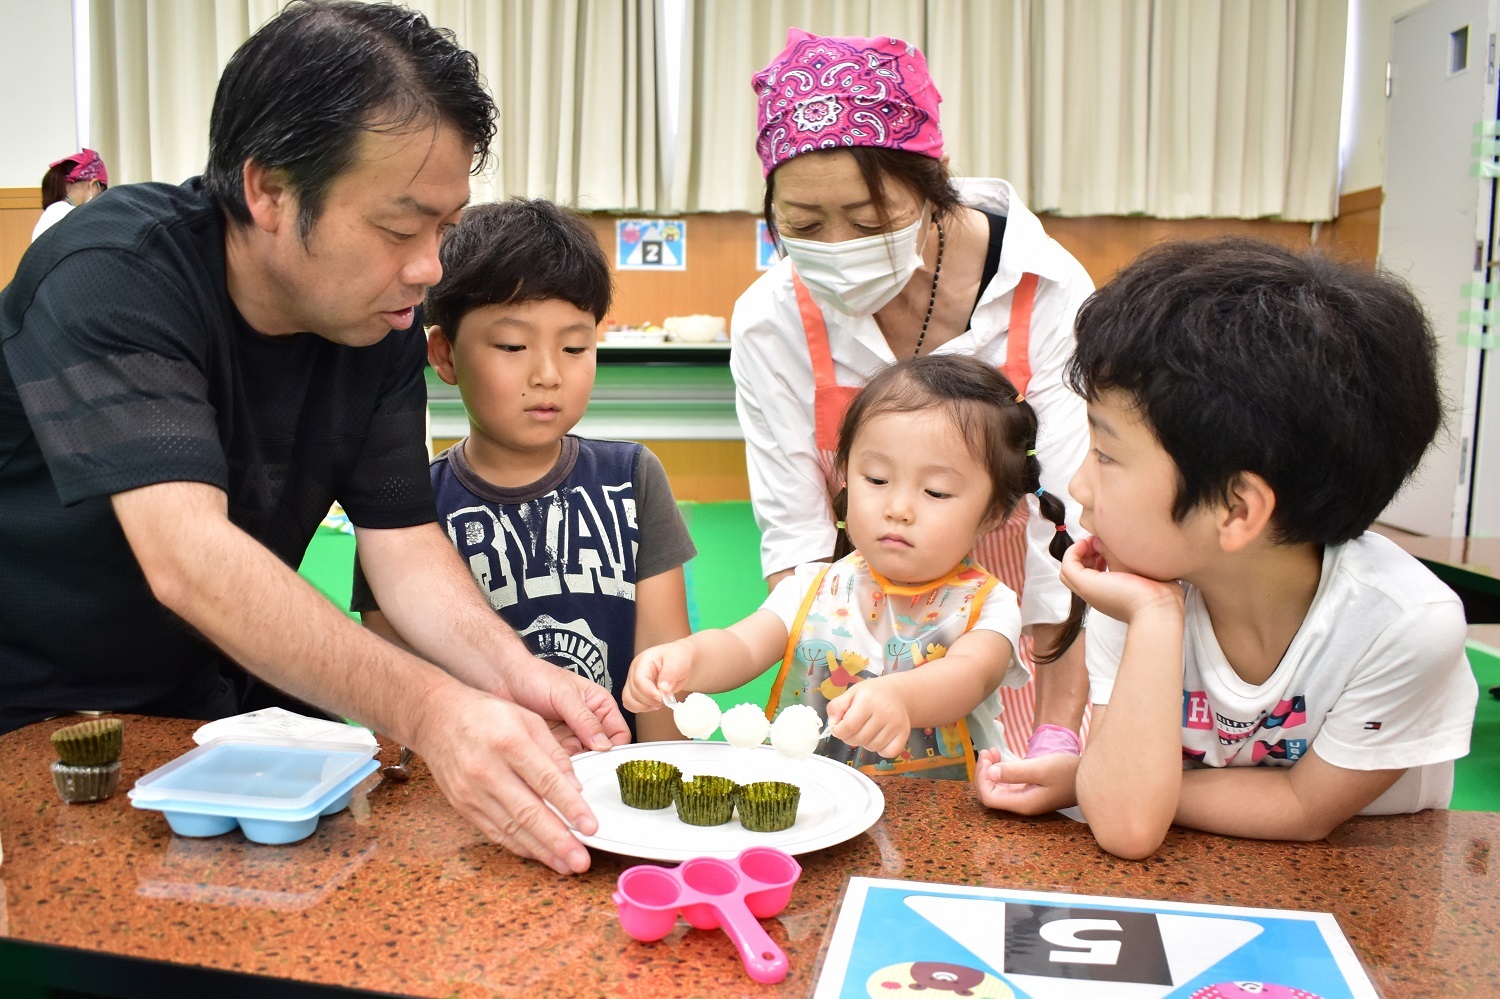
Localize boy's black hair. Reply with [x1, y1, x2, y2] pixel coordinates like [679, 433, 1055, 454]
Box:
[204, 0, 496, 240]
[425, 198, 613, 335]
[832, 354, 1084, 664]
[1067, 237, 1443, 546]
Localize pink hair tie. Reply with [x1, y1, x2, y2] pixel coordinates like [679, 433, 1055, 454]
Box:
[1025, 723, 1081, 758]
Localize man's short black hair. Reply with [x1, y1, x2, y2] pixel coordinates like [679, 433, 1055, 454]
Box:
[1067, 237, 1443, 546]
[204, 0, 496, 239]
[425, 199, 613, 337]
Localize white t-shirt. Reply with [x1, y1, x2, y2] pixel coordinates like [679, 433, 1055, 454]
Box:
[1085, 533, 1477, 814]
[31, 201, 72, 241]
[730, 178, 1093, 626]
[764, 557, 1028, 759]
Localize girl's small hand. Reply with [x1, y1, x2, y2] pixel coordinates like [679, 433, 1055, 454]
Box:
[972, 746, 1080, 815]
[827, 679, 911, 759]
[623, 644, 693, 714]
[1059, 537, 1185, 623]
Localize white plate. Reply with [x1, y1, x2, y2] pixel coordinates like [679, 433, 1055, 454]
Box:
[570, 741, 884, 862]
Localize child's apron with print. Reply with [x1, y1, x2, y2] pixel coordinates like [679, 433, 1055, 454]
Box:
[764, 552, 1003, 781]
[792, 270, 1041, 759]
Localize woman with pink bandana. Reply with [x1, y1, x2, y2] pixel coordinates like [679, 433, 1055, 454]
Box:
[32, 149, 109, 242]
[730, 28, 1091, 810]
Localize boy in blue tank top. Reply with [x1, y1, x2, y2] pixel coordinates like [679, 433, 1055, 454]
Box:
[352, 199, 696, 742]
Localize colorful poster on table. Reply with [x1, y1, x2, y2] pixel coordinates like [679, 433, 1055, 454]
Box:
[813, 877, 1378, 999]
[756, 219, 781, 270]
[616, 218, 687, 271]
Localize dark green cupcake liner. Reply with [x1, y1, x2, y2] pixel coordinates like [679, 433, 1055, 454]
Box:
[50, 717, 124, 766]
[737, 780, 800, 832]
[615, 759, 682, 809]
[673, 775, 737, 826]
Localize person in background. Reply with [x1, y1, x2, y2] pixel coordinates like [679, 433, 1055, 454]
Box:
[731, 28, 1092, 802]
[352, 199, 696, 744]
[31, 148, 109, 241]
[0, 1, 626, 876]
[627, 355, 1084, 779]
[1039, 238, 1477, 859]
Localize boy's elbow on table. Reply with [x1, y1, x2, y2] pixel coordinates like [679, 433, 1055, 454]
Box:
[1089, 813, 1171, 861]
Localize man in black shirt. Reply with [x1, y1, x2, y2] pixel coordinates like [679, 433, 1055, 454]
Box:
[0, 1, 626, 875]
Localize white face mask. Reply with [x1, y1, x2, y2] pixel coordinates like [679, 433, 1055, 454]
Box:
[779, 208, 931, 317]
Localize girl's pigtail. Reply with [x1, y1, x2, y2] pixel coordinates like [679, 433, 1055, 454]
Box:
[830, 486, 854, 563]
[1026, 455, 1085, 664]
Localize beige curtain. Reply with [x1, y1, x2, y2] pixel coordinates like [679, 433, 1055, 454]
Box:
[89, 0, 282, 186]
[1030, 0, 1347, 220]
[670, 0, 925, 212]
[680, 0, 1347, 221]
[923, 0, 1032, 191]
[1031, 0, 1153, 217]
[86, 0, 668, 210]
[436, 0, 667, 209]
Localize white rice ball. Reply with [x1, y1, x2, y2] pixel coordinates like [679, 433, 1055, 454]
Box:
[671, 691, 722, 740]
[720, 702, 772, 749]
[769, 704, 823, 760]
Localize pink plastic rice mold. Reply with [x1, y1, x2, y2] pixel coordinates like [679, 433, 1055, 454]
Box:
[612, 846, 802, 984]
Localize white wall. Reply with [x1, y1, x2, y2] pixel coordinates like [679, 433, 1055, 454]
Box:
[1343, 0, 1431, 193]
[0, 1, 78, 188]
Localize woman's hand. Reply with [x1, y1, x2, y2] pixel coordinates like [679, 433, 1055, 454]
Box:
[1060, 537, 1185, 623]
[623, 642, 695, 713]
[827, 677, 912, 758]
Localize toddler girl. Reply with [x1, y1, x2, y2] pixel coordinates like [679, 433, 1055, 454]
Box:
[624, 354, 1082, 778]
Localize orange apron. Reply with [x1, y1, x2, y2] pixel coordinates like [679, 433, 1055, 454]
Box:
[791, 270, 1042, 759]
[764, 555, 1002, 781]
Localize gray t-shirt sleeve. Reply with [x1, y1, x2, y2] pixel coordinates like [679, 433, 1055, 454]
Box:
[633, 446, 697, 581]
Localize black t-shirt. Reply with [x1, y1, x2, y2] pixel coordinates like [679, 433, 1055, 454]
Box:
[0, 178, 435, 733]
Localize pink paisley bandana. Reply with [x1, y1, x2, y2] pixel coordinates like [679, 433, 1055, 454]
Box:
[753, 28, 943, 177]
[50, 148, 108, 186]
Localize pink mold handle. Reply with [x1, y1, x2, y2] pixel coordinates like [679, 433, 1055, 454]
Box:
[612, 846, 802, 984]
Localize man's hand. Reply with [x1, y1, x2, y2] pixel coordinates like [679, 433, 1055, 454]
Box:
[973, 746, 1080, 815]
[1060, 537, 1184, 624]
[827, 678, 912, 758]
[494, 660, 630, 754]
[413, 684, 604, 874]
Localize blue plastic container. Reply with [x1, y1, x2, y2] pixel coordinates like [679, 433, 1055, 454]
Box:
[128, 739, 380, 845]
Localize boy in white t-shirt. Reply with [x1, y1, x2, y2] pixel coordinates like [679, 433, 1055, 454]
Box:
[975, 238, 1477, 859]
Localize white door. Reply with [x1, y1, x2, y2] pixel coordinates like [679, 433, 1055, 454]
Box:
[1379, 0, 1495, 535]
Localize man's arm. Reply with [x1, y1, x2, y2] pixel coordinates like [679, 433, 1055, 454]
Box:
[353, 520, 629, 749]
[113, 480, 611, 874]
[1174, 750, 1405, 841]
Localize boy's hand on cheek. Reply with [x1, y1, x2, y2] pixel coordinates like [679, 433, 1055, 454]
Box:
[828, 679, 911, 758]
[1060, 537, 1185, 623]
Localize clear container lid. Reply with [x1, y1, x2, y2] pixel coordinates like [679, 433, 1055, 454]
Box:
[128, 737, 378, 815]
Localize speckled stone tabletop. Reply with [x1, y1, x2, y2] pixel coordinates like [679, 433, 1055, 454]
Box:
[1, 716, 1495, 997]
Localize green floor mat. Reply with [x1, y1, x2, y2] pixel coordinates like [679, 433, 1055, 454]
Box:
[678, 501, 779, 718]
[296, 526, 359, 618]
[1452, 640, 1500, 812]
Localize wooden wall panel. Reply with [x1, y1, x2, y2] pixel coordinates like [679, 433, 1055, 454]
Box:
[1317, 188, 1383, 269]
[583, 204, 1380, 325]
[584, 212, 762, 328]
[1, 187, 42, 288]
[1041, 214, 1316, 286]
